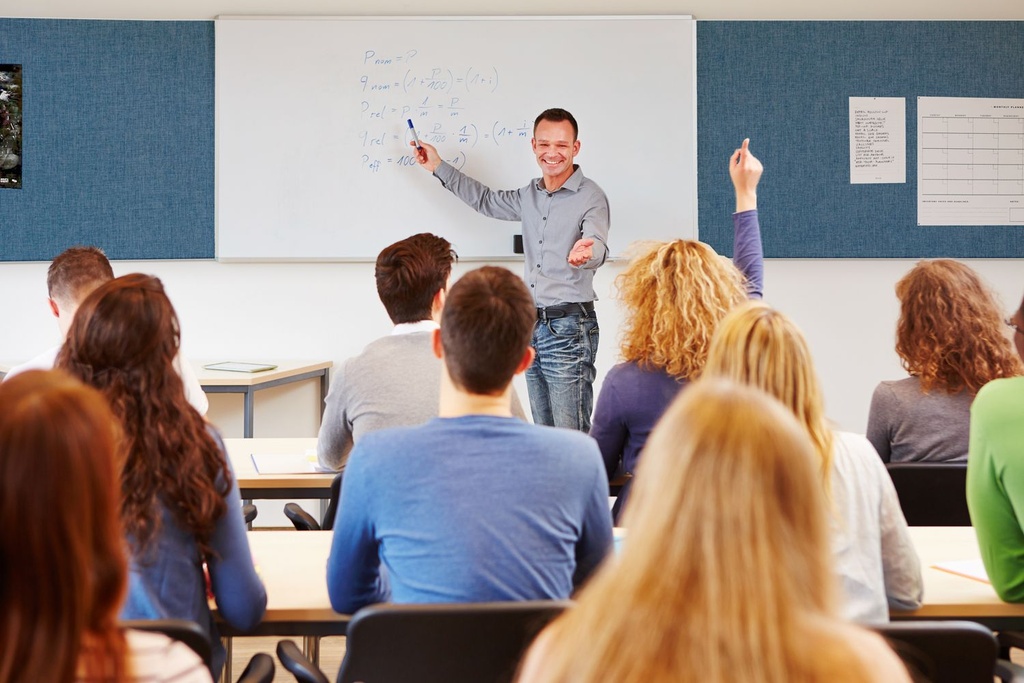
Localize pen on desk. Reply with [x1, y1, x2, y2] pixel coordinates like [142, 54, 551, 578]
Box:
[407, 119, 422, 150]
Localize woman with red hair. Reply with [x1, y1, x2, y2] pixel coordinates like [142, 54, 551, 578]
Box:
[57, 273, 266, 678]
[867, 259, 1022, 463]
[0, 370, 210, 682]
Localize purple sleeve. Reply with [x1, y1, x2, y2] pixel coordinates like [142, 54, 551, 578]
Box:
[733, 209, 763, 299]
[589, 374, 628, 479]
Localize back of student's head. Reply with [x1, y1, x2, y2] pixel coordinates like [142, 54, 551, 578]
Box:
[375, 233, 456, 324]
[703, 301, 834, 480]
[895, 259, 1022, 393]
[617, 238, 747, 379]
[56, 273, 229, 561]
[522, 379, 866, 683]
[46, 245, 114, 306]
[441, 266, 535, 395]
[0, 370, 127, 683]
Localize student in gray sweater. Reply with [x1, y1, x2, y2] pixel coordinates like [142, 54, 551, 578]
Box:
[317, 233, 524, 471]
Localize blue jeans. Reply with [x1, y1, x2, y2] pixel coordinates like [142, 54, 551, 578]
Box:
[526, 310, 599, 432]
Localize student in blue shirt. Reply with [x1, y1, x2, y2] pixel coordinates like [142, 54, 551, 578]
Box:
[327, 265, 613, 614]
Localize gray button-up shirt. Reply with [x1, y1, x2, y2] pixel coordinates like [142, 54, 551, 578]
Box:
[433, 161, 610, 307]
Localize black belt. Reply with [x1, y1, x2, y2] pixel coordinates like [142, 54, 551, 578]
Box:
[537, 301, 595, 320]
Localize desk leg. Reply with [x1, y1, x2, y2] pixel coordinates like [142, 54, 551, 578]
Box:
[319, 368, 330, 423]
[303, 635, 321, 667]
[220, 637, 233, 683]
[243, 388, 255, 438]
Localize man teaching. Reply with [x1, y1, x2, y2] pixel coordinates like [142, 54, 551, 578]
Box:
[412, 108, 610, 432]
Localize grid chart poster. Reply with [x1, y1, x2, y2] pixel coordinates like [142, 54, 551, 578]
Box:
[0, 64, 21, 189]
[918, 97, 1024, 226]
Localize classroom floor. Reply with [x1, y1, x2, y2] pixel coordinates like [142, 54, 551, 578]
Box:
[231, 635, 345, 683]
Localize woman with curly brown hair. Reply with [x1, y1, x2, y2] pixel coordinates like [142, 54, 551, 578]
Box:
[57, 273, 266, 678]
[0, 370, 210, 683]
[589, 138, 763, 521]
[867, 259, 1023, 463]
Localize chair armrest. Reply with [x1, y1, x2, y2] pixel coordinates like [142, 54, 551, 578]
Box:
[283, 503, 321, 531]
[236, 652, 275, 683]
[276, 639, 330, 683]
[996, 658, 1024, 683]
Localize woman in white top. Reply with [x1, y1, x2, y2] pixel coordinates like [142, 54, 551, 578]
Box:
[703, 301, 922, 622]
[0, 370, 210, 683]
[517, 380, 910, 683]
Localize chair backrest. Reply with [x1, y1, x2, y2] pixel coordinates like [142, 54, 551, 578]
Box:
[885, 463, 970, 526]
[120, 618, 212, 670]
[337, 601, 569, 683]
[321, 472, 343, 531]
[873, 620, 1001, 683]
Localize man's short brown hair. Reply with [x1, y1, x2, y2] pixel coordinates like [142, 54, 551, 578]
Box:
[375, 234, 456, 324]
[534, 108, 579, 140]
[46, 246, 114, 304]
[440, 266, 536, 395]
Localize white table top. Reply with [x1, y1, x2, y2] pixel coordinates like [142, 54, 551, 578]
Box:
[192, 359, 332, 387]
[218, 525, 1024, 639]
[225, 437, 336, 494]
[903, 526, 1024, 621]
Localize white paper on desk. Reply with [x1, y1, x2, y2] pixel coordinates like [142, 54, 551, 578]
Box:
[850, 97, 907, 184]
[250, 450, 326, 474]
[933, 559, 990, 584]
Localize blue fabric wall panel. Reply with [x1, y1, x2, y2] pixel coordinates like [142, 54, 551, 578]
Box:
[698, 22, 1024, 258]
[0, 19, 213, 261]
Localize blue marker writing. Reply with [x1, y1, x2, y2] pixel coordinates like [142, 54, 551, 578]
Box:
[407, 119, 422, 149]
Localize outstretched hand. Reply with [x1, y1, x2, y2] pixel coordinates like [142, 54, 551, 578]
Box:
[411, 140, 442, 173]
[729, 138, 763, 213]
[567, 238, 594, 266]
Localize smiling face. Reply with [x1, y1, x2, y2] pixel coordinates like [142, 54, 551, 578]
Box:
[531, 119, 580, 190]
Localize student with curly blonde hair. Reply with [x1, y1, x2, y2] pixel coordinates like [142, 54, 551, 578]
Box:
[0, 370, 210, 683]
[57, 274, 266, 678]
[867, 259, 1022, 463]
[589, 139, 763, 521]
[517, 380, 911, 683]
[703, 302, 922, 623]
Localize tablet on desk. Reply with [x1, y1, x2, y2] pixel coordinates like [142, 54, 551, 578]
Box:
[203, 361, 278, 373]
[251, 451, 330, 475]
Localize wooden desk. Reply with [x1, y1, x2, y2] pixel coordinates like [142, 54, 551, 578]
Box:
[195, 360, 332, 438]
[219, 530, 344, 637]
[225, 437, 336, 501]
[898, 526, 1024, 629]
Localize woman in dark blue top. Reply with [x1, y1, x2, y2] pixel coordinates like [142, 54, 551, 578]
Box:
[57, 273, 266, 678]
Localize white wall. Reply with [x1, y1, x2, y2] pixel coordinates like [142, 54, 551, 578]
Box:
[2, 0, 1023, 438]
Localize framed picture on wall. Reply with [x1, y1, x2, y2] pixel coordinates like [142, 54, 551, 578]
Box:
[0, 64, 22, 189]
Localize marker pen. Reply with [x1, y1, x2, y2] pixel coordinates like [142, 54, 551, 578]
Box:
[407, 119, 422, 149]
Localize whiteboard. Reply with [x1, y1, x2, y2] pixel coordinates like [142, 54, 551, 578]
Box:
[215, 16, 696, 261]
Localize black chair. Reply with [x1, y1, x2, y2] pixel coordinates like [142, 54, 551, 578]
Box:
[121, 619, 212, 670]
[242, 503, 258, 525]
[277, 600, 568, 683]
[236, 652, 276, 683]
[277, 640, 330, 683]
[874, 620, 1024, 683]
[885, 463, 971, 526]
[284, 472, 343, 531]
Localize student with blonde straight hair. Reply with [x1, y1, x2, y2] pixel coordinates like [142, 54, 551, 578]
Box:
[0, 370, 210, 683]
[703, 301, 922, 623]
[517, 379, 910, 683]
